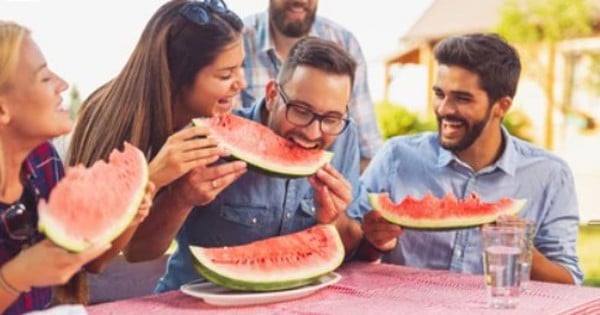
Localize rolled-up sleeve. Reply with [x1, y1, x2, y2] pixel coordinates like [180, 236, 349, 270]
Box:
[536, 164, 584, 284]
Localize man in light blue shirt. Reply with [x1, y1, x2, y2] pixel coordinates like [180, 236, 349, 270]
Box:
[356, 33, 583, 285]
[241, 0, 383, 170]
[155, 37, 363, 292]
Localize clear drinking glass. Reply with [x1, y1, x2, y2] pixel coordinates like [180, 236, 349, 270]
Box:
[496, 216, 536, 291]
[482, 225, 525, 309]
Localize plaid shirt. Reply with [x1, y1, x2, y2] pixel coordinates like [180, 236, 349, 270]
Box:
[0, 142, 64, 315]
[241, 11, 383, 159]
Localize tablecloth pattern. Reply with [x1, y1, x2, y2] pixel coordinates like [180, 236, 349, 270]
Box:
[87, 262, 600, 315]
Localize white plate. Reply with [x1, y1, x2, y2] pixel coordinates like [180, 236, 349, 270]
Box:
[180, 272, 342, 307]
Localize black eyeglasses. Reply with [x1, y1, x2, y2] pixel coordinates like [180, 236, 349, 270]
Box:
[1, 203, 35, 243]
[179, 0, 241, 26]
[276, 84, 350, 135]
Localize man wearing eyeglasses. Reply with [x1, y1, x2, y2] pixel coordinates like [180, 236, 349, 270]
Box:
[240, 0, 382, 172]
[154, 36, 364, 293]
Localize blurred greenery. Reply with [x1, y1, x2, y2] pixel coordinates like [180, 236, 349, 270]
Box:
[68, 85, 83, 120]
[374, 102, 436, 140]
[374, 101, 535, 142]
[495, 0, 593, 44]
[579, 225, 600, 286]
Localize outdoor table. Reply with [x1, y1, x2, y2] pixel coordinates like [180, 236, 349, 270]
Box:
[86, 261, 600, 315]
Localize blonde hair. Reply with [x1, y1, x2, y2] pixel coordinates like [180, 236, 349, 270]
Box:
[0, 21, 29, 195]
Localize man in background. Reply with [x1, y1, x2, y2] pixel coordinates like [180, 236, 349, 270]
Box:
[241, 0, 383, 171]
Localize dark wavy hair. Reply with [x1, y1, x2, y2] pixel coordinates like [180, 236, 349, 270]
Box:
[433, 33, 521, 105]
[277, 36, 357, 87]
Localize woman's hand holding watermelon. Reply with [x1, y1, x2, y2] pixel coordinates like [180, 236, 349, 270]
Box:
[148, 126, 230, 191]
[129, 181, 156, 227]
[362, 210, 403, 252]
[173, 160, 248, 207]
[0, 240, 110, 292]
[309, 164, 352, 224]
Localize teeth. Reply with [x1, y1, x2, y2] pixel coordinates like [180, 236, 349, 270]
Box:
[291, 137, 317, 149]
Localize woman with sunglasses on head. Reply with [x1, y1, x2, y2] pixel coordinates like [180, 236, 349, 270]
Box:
[0, 21, 155, 314]
[66, 0, 247, 297]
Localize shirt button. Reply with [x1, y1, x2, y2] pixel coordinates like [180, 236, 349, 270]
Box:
[286, 213, 292, 218]
[252, 217, 257, 224]
[311, 207, 315, 212]
[455, 249, 462, 257]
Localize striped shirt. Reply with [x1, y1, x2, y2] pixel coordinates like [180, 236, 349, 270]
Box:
[241, 11, 383, 159]
[0, 142, 64, 314]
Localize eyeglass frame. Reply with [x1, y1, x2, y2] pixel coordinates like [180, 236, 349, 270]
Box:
[275, 83, 350, 135]
[179, 0, 241, 27]
[1, 202, 36, 243]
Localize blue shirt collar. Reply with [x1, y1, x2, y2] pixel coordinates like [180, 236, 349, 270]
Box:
[234, 97, 266, 124]
[436, 127, 516, 176]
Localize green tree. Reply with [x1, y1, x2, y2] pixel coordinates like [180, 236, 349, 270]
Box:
[494, 0, 595, 149]
[69, 84, 82, 120]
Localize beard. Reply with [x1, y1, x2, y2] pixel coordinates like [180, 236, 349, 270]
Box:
[436, 107, 492, 152]
[269, 0, 317, 38]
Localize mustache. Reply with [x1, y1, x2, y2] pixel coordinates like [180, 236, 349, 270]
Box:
[286, 1, 309, 11]
[437, 115, 467, 125]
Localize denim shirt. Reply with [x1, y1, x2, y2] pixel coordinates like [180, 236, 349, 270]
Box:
[357, 129, 584, 284]
[156, 99, 362, 292]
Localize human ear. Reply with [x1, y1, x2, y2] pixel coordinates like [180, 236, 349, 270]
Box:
[264, 80, 278, 112]
[0, 97, 11, 125]
[494, 96, 512, 118]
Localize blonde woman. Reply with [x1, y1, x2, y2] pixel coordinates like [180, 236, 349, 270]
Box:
[0, 21, 153, 313]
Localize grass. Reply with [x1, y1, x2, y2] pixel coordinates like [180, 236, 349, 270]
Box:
[578, 224, 600, 286]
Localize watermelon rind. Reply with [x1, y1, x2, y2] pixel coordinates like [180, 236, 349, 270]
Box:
[192, 117, 334, 177]
[38, 144, 148, 252]
[368, 193, 526, 229]
[189, 224, 345, 292]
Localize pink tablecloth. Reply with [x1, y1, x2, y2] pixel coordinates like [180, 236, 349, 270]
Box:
[87, 262, 600, 315]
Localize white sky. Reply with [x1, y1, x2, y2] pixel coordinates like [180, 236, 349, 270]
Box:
[0, 0, 434, 101]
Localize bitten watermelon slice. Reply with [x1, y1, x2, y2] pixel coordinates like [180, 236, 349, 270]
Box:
[189, 224, 344, 291]
[369, 192, 526, 229]
[192, 113, 334, 177]
[38, 143, 148, 252]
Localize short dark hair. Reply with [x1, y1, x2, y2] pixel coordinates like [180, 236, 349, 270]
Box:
[277, 36, 357, 87]
[433, 33, 521, 104]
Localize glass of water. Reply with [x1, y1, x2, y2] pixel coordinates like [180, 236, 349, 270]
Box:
[496, 216, 536, 290]
[482, 225, 525, 309]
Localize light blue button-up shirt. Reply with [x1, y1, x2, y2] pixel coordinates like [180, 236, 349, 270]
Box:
[357, 129, 584, 284]
[155, 99, 362, 292]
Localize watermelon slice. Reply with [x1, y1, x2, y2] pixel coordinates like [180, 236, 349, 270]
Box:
[189, 224, 344, 291]
[369, 192, 526, 229]
[38, 143, 148, 252]
[192, 113, 333, 177]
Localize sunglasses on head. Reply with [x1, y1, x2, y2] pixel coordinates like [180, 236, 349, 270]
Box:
[1, 202, 36, 243]
[179, 0, 236, 25]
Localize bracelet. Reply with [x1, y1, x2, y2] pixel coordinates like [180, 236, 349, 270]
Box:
[0, 267, 23, 296]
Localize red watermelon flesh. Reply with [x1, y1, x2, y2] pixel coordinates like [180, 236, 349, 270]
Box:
[192, 113, 333, 177]
[38, 142, 148, 252]
[189, 224, 344, 291]
[369, 192, 526, 229]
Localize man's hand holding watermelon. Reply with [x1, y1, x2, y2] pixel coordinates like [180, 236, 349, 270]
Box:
[309, 163, 352, 224]
[309, 163, 363, 254]
[359, 210, 403, 260]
